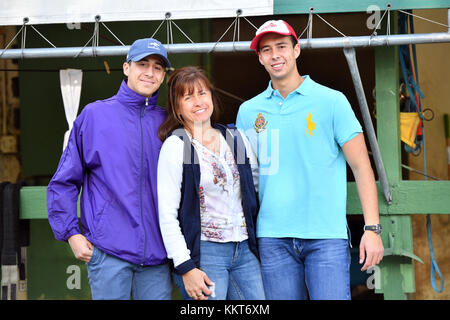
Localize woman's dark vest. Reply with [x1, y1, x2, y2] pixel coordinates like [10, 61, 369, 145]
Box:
[170, 123, 259, 275]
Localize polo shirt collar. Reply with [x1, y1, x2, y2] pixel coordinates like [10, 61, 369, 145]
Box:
[264, 75, 314, 98]
[294, 75, 313, 96]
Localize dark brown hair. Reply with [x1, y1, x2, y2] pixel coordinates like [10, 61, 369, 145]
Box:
[158, 66, 220, 142]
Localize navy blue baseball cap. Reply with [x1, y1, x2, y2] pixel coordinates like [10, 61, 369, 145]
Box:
[126, 38, 171, 68]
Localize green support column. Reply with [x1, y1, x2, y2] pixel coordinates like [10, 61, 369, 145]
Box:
[375, 44, 418, 300]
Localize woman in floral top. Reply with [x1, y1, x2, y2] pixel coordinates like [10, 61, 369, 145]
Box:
[157, 66, 264, 300]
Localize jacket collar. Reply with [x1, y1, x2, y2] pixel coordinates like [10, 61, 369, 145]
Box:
[116, 80, 159, 109]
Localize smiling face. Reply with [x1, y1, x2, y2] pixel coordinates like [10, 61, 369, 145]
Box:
[257, 33, 300, 82]
[177, 80, 214, 131]
[123, 54, 166, 97]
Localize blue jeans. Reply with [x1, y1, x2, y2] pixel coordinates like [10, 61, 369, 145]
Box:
[173, 240, 265, 300]
[258, 238, 351, 300]
[86, 246, 172, 300]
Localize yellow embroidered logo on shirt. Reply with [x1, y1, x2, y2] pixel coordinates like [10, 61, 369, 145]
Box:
[254, 113, 268, 133]
[306, 113, 315, 136]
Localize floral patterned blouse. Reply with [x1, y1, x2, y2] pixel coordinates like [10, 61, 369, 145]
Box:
[191, 133, 248, 243]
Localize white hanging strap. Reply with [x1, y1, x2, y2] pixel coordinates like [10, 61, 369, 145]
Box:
[60, 69, 83, 151]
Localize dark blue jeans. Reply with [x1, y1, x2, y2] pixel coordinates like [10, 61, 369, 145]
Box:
[258, 238, 351, 300]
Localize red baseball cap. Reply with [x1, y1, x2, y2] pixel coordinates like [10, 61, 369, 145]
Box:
[250, 20, 298, 52]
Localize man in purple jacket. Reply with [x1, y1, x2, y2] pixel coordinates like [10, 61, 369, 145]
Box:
[47, 38, 172, 299]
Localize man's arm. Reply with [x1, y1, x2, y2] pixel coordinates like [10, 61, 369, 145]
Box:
[47, 114, 93, 262]
[342, 133, 384, 271]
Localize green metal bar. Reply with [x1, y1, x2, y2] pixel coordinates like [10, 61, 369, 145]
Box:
[274, 0, 450, 14]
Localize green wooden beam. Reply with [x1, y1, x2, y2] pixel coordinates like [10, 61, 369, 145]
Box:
[376, 215, 418, 299]
[21, 181, 450, 219]
[274, 0, 450, 14]
[347, 181, 450, 215]
[375, 45, 402, 185]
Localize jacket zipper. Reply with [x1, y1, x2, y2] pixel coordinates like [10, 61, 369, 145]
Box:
[139, 97, 149, 265]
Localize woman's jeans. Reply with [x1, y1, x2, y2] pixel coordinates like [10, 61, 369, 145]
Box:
[86, 246, 172, 300]
[258, 237, 351, 300]
[173, 240, 265, 300]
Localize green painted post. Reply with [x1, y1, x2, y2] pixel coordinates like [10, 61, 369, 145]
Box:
[377, 216, 418, 299]
[375, 39, 418, 299]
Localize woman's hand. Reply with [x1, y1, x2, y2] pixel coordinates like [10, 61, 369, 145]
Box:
[182, 268, 213, 300]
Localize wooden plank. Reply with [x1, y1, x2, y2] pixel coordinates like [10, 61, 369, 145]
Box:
[274, 0, 450, 14]
[20, 186, 80, 219]
[375, 45, 402, 184]
[21, 180, 450, 219]
[347, 181, 450, 215]
[389, 181, 450, 214]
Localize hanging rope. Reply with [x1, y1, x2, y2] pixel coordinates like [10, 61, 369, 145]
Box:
[368, 4, 391, 46]
[0, 24, 26, 58]
[399, 10, 444, 294]
[100, 22, 125, 46]
[74, 16, 100, 58]
[150, 12, 195, 49]
[209, 13, 239, 53]
[29, 25, 57, 48]
[209, 9, 258, 53]
[298, 8, 314, 40]
[20, 18, 27, 59]
[0, 17, 57, 59]
[74, 15, 126, 58]
[398, 9, 449, 29]
[315, 13, 347, 37]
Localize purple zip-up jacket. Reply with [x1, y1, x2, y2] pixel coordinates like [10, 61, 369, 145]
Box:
[47, 80, 168, 266]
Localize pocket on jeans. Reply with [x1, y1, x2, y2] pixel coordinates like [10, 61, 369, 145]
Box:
[88, 246, 100, 265]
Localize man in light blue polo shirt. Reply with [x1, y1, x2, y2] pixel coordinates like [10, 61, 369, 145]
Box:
[236, 20, 384, 300]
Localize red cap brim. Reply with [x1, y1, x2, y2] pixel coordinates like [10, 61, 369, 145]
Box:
[250, 30, 298, 52]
